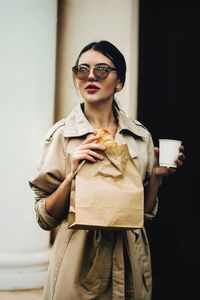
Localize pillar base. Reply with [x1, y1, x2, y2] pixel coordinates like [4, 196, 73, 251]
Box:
[0, 248, 52, 290]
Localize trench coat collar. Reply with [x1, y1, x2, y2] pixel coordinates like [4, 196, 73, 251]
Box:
[63, 103, 148, 138]
[63, 103, 94, 137]
[117, 109, 148, 138]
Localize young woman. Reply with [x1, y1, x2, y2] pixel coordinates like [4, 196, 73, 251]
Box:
[29, 40, 185, 300]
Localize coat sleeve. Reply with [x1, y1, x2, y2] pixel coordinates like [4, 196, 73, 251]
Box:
[29, 120, 69, 230]
[144, 132, 159, 221]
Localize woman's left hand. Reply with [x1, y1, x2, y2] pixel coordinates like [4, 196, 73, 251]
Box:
[153, 145, 185, 177]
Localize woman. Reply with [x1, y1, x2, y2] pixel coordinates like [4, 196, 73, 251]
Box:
[29, 40, 185, 300]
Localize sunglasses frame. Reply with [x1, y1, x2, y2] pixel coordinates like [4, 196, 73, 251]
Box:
[72, 64, 117, 81]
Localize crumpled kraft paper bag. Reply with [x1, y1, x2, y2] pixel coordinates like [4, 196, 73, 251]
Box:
[68, 144, 144, 230]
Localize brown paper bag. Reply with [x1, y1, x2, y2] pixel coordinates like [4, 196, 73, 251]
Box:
[68, 144, 144, 230]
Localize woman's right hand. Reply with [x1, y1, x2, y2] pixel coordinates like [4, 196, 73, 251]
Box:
[69, 136, 106, 179]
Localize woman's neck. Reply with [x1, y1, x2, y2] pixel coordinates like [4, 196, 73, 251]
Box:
[83, 101, 117, 133]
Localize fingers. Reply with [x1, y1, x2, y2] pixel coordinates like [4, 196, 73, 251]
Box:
[153, 144, 185, 176]
[179, 146, 185, 161]
[79, 142, 106, 152]
[175, 152, 185, 167]
[81, 135, 106, 152]
[81, 136, 101, 146]
[154, 166, 176, 176]
[175, 145, 185, 167]
[178, 151, 185, 162]
[73, 149, 105, 162]
[153, 147, 159, 168]
[154, 147, 159, 158]
[154, 145, 185, 166]
[71, 137, 106, 174]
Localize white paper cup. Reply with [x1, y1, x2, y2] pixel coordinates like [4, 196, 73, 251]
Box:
[159, 139, 182, 168]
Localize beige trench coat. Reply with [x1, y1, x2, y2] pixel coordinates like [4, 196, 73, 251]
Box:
[29, 103, 158, 300]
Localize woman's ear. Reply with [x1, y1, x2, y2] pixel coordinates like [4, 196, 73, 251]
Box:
[115, 81, 123, 92]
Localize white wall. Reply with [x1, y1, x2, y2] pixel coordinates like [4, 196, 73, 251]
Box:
[0, 0, 57, 289]
[0, 0, 139, 289]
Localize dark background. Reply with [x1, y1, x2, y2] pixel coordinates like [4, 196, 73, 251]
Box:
[138, 1, 200, 299]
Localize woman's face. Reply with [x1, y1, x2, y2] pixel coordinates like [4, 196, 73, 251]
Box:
[75, 50, 122, 105]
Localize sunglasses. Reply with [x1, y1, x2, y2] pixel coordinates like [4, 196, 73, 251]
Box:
[72, 64, 117, 81]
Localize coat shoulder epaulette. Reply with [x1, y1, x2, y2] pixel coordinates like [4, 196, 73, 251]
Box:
[45, 119, 66, 141]
[131, 119, 150, 133]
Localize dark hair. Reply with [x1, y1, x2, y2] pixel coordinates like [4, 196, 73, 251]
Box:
[75, 40, 126, 87]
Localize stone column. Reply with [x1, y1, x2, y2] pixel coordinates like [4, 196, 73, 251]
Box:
[55, 0, 139, 121]
[0, 0, 57, 290]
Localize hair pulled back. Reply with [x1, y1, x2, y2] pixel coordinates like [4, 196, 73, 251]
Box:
[75, 40, 126, 88]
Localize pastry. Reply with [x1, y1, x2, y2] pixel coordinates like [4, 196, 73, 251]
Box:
[94, 128, 117, 149]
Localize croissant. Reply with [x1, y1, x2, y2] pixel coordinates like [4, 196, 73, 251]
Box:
[93, 128, 117, 149]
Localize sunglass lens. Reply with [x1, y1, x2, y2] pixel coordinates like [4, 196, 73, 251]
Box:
[94, 66, 110, 80]
[73, 66, 89, 80]
[72, 65, 112, 80]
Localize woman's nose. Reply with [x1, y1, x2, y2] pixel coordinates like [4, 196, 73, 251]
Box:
[88, 68, 96, 80]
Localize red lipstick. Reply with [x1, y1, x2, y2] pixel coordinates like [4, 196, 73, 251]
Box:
[85, 84, 100, 94]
